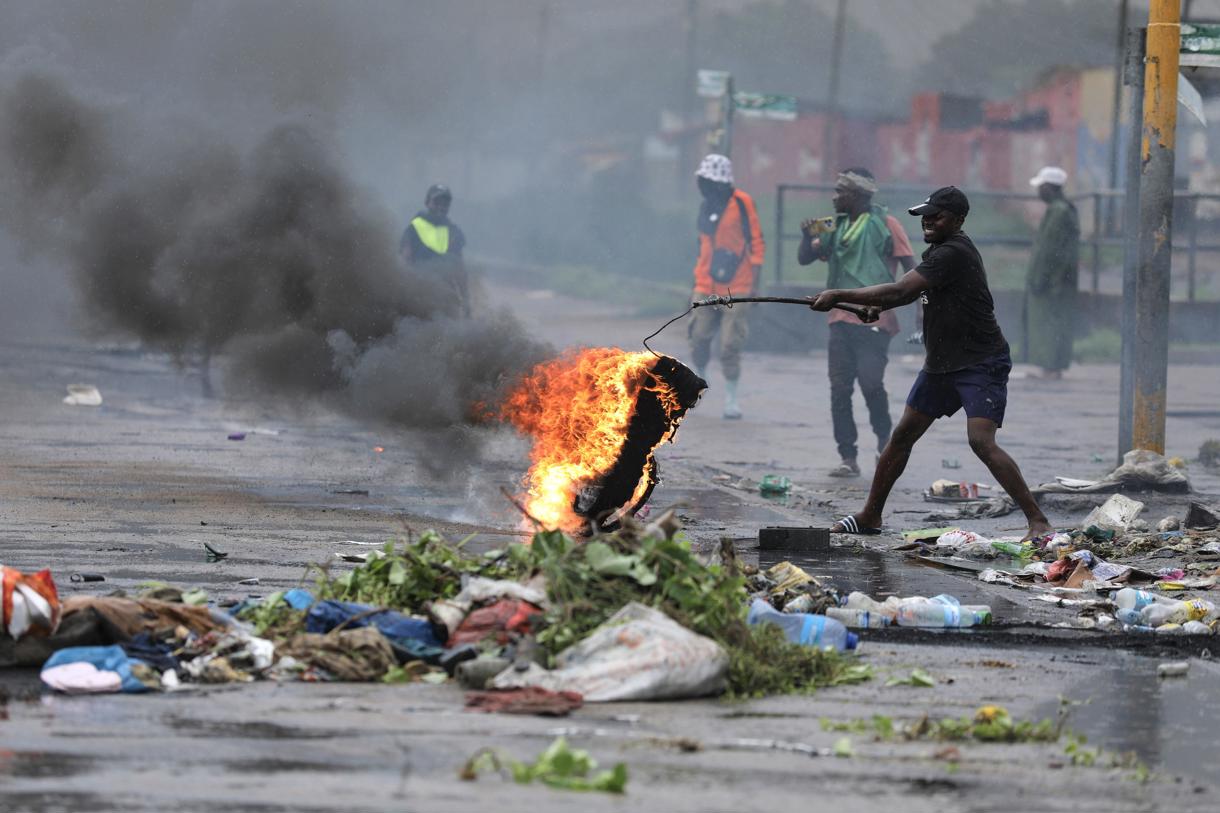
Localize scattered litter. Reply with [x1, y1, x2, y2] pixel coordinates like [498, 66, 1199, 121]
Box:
[69, 573, 105, 583]
[372, 446, 385, 453]
[839, 591, 990, 628]
[448, 598, 541, 648]
[749, 599, 858, 650]
[465, 687, 584, 717]
[278, 627, 396, 682]
[62, 384, 103, 406]
[204, 543, 229, 562]
[41, 645, 152, 693]
[1157, 661, 1190, 678]
[1082, 494, 1145, 534]
[758, 475, 791, 496]
[227, 432, 246, 441]
[306, 599, 443, 652]
[1185, 502, 1220, 530]
[941, 458, 961, 469]
[1156, 516, 1181, 533]
[2, 566, 61, 640]
[237, 578, 260, 586]
[1036, 449, 1190, 494]
[925, 480, 992, 502]
[332, 489, 370, 496]
[41, 660, 124, 694]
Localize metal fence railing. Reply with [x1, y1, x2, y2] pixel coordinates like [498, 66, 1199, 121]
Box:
[775, 183, 1220, 302]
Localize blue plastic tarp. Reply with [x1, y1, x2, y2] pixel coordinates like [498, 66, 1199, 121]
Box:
[305, 600, 442, 650]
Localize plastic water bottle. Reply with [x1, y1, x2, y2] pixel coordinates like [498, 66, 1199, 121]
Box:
[1114, 588, 1161, 612]
[748, 599, 859, 651]
[825, 607, 891, 629]
[990, 539, 1033, 558]
[895, 595, 991, 628]
[842, 591, 900, 619]
[1140, 598, 1217, 627]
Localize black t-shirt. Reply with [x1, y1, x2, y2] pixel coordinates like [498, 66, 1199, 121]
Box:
[915, 232, 1008, 373]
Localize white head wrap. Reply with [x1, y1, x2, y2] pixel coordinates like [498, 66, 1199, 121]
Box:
[837, 170, 879, 195]
[696, 154, 734, 184]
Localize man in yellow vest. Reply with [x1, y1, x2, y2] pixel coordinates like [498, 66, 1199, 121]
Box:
[400, 184, 470, 317]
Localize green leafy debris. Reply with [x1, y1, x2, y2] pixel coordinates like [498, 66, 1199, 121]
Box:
[885, 668, 936, 688]
[301, 519, 867, 697]
[460, 737, 627, 794]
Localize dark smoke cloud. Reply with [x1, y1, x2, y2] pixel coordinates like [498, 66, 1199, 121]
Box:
[0, 56, 550, 469]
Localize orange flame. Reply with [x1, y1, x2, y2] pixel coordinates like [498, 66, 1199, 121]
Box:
[500, 347, 685, 531]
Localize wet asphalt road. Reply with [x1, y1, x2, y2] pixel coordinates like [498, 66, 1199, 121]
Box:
[2, 281, 1220, 811]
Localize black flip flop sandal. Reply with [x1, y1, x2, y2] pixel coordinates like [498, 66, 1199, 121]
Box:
[832, 515, 882, 535]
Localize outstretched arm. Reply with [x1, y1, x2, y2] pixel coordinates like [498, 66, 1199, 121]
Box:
[808, 268, 928, 312]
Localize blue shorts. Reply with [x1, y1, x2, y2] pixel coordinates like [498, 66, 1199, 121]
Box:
[906, 352, 1011, 427]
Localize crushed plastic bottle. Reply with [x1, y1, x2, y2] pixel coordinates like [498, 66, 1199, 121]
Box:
[894, 595, 991, 628]
[748, 598, 858, 651]
[825, 607, 891, 629]
[842, 591, 901, 620]
[1138, 598, 1216, 627]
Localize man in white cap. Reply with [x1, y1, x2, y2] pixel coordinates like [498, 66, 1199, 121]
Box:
[1025, 166, 1079, 380]
[689, 154, 765, 419]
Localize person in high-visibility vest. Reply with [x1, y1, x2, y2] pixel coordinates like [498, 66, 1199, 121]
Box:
[400, 184, 470, 317]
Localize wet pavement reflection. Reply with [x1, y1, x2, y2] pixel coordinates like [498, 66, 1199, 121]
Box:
[1034, 657, 1220, 788]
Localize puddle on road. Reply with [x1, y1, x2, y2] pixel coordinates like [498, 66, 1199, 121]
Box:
[1034, 657, 1220, 788]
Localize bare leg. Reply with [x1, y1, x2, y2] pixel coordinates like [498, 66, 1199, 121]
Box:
[966, 416, 1052, 540]
[831, 406, 935, 531]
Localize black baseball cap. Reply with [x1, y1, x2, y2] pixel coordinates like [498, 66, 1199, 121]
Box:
[425, 184, 452, 202]
[908, 186, 969, 217]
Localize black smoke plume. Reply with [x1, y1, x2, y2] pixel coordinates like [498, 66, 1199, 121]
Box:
[0, 58, 550, 466]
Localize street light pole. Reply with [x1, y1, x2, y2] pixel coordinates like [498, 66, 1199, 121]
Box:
[822, 0, 847, 180]
[1130, 0, 1180, 454]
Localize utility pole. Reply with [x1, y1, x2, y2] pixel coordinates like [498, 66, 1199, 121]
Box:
[822, 0, 847, 180]
[722, 74, 735, 156]
[1130, 0, 1180, 454]
[1118, 26, 1145, 463]
[680, 0, 698, 193]
[1106, 0, 1130, 231]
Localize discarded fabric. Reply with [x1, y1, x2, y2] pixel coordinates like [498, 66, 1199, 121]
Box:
[306, 600, 442, 650]
[42, 645, 151, 693]
[1, 566, 61, 640]
[465, 687, 583, 716]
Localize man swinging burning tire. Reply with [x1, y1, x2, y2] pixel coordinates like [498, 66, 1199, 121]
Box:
[807, 186, 1052, 542]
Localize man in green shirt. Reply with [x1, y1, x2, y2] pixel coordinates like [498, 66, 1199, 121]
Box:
[798, 168, 916, 477]
[1024, 166, 1079, 380]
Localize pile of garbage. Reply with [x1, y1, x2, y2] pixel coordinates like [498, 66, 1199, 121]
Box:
[2, 514, 874, 703]
[901, 492, 1220, 635]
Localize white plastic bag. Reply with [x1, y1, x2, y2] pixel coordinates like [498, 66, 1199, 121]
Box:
[491, 602, 727, 701]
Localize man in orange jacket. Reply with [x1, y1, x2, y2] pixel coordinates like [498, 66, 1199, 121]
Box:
[689, 154, 765, 419]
